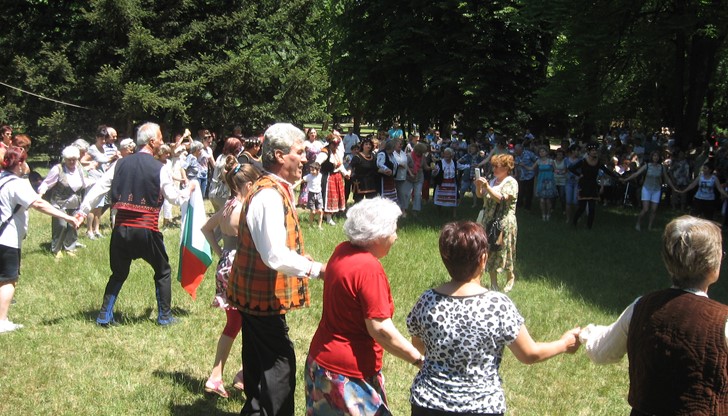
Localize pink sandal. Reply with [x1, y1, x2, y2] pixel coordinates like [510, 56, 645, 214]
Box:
[204, 379, 228, 398]
[232, 370, 244, 391]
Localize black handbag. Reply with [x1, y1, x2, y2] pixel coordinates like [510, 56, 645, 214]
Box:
[485, 197, 505, 252]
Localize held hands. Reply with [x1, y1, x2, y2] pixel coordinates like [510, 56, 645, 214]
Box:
[70, 212, 85, 229]
[561, 327, 582, 354]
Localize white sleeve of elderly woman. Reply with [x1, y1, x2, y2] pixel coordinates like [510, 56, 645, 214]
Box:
[578, 300, 636, 364]
[580, 215, 728, 365]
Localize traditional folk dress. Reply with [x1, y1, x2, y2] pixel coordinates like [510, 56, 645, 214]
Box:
[433, 159, 458, 207]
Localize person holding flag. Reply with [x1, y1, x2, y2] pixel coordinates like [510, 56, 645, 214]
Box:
[78, 122, 195, 327]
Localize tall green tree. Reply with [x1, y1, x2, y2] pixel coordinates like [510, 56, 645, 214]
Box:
[529, 0, 728, 147]
[0, 0, 329, 147]
[331, 0, 549, 135]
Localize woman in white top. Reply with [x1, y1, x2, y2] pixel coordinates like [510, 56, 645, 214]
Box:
[38, 146, 88, 258]
[621, 151, 677, 231]
[677, 163, 728, 220]
[0, 147, 81, 333]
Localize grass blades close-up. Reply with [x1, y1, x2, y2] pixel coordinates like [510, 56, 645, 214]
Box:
[2, 198, 726, 415]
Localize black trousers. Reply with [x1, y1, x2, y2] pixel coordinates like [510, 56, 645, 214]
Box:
[517, 178, 534, 210]
[411, 404, 502, 416]
[97, 225, 172, 324]
[573, 199, 597, 229]
[239, 313, 295, 416]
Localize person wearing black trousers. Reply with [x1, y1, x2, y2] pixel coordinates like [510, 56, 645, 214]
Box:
[568, 143, 619, 229]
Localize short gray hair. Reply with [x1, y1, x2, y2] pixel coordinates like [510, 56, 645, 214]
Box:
[261, 123, 305, 169]
[61, 145, 80, 161]
[72, 138, 89, 152]
[382, 139, 397, 153]
[137, 122, 160, 147]
[119, 138, 136, 151]
[662, 215, 722, 288]
[344, 197, 401, 247]
[189, 140, 204, 153]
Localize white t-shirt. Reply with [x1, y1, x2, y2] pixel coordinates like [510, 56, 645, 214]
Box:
[343, 133, 360, 154]
[0, 174, 40, 248]
[303, 173, 323, 193]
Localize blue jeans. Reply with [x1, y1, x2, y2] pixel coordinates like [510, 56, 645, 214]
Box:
[197, 176, 208, 198]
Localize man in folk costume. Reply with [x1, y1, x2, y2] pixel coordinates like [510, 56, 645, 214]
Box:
[227, 123, 326, 416]
[79, 122, 194, 326]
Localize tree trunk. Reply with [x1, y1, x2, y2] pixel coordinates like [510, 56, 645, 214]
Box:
[683, 33, 724, 149]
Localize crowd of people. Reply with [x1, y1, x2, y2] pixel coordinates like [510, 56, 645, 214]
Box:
[1, 121, 727, 415]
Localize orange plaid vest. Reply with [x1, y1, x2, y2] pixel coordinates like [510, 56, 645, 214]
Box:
[227, 175, 310, 316]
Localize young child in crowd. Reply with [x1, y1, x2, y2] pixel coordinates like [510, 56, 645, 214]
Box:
[303, 162, 324, 229]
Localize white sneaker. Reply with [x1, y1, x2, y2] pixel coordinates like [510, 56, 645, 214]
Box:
[0, 319, 24, 334]
[327, 218, 336, 226]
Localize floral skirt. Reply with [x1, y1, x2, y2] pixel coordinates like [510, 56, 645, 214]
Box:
[211, 249, 236, 309]
[305, 356, 391, 416]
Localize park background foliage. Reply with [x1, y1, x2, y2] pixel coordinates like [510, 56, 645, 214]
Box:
[1, 0, 728, 149]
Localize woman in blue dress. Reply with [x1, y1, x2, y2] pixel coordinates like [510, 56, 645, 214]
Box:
[527, 146, 558, 221]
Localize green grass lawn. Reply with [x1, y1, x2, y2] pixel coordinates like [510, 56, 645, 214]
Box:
[2, 197, 726, 415]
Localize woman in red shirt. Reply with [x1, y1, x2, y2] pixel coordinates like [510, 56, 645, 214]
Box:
[305, 197, 423, 415]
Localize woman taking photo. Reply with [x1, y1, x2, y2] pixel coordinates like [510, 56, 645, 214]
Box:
[37, 145, 89, 258]
[201, 157, 261, 398]
[407, 221, 580, 416]
[0, 147, 81, 333]
[305, 197, 423, 415]
[475, 154, 518, 292]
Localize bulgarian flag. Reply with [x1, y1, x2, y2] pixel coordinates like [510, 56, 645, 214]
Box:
[177, 184, 213, 299]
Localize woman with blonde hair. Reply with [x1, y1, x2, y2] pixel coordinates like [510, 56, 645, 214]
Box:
[476, 153, 518, 292]
[201, 155, 261, 398]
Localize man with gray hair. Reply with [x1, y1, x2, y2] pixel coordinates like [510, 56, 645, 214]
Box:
[228, 123, 326, 416]
[79, 122, 194, 327]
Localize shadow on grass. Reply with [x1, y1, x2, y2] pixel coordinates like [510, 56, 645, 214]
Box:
[154, 370, 241, 416]
[396, 201, 728, 314]
[41, 306, 193, 326]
